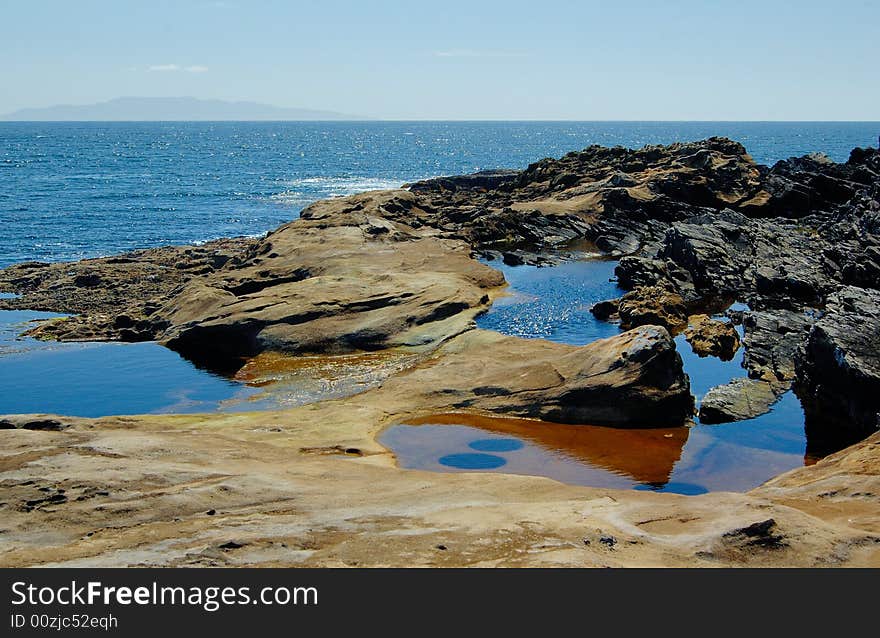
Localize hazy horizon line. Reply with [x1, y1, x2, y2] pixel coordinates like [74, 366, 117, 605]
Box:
[2, 118, 879, 123]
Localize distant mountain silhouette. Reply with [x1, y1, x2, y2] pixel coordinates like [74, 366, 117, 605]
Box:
[0, 97, 364, 121]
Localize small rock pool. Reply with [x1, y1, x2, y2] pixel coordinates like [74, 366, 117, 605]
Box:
[0, 309, 420, 417]
[0, 310, 264, 416]
[381, 258, 812, 495]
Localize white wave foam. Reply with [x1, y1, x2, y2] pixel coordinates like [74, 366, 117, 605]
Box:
[273, 176, 407, 203]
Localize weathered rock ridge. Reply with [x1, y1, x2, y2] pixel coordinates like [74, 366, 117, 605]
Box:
[393, 326, 693, 427]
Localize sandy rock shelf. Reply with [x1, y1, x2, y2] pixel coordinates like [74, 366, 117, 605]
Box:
[1, 394, 878, 567]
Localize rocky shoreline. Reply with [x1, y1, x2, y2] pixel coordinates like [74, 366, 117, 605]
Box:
[2, 137, 878, 438]
[1, 137, 879, 567]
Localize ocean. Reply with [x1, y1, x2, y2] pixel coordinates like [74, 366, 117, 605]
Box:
[1, 121, 877, 269]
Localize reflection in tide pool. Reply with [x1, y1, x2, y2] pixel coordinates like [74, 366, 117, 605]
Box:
[439, 453, 508, 470]
[385, 258, 810, 495]
[0, 310, 419, 418]
[0, 310, 263, 417]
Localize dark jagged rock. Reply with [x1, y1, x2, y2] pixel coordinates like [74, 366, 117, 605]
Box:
[741, 309, 814, 384]
[615, 256, 699, 301]
[0, 416, 69, 431]
[404, 137, 769, 257]
[721, 518, 787, 550]
[757, 149, 880, 218]
[589, 148, 879, 437]
[796, 286, 880, 438]
[406, 169, 520, 193]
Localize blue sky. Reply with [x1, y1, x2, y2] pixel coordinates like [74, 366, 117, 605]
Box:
[1, 0, 878, 119]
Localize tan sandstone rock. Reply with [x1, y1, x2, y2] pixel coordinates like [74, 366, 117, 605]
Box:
[685, 313, 741, 360]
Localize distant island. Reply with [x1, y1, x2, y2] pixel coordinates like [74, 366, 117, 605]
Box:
[0, 97, 364, 121]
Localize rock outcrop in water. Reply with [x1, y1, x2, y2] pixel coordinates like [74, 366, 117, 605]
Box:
[396, 326, 693, 427]
[684, 314, 740, 360]
[0, 187, 696, 426]
[586, 144, 880, 440]
[797, 286, 880, 449]
[2, 138, 879, 441]
[0, 238, 256, 342]
[157, 192, 506, 369]
[699, 378, 779, 424]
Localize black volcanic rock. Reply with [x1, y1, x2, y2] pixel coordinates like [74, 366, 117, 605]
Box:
[406, 170, 520, 193]
[796, 286, 880, 438]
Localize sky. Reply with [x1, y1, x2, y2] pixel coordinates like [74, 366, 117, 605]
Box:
[1, 0, 878, 120]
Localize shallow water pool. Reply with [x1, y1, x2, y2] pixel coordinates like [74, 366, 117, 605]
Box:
[0, 310, 264, 417]
[382, 258, 812, 495]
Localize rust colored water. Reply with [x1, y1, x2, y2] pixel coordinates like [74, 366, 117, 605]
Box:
[382, 407, 809, 495]
[384, 259, 812, 495]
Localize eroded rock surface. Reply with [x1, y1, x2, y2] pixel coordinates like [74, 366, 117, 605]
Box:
[0, 239, 255, 342]
[2, 137, 880, 568]
[392, 326, 693, 427]
[157, 193, 506, 368]
[685, 314, 740, 360]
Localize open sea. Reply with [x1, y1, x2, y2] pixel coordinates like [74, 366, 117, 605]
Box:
[1, 121, 877, 269]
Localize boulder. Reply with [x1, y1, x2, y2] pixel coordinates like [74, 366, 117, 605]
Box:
[590, 298, 619, 321]
[399, 325, 694, 427]
[617, 286, 689, 332]
[796, 286, 880, 437]
[698, 378, 779, 424]
[685, 314, 741, 360]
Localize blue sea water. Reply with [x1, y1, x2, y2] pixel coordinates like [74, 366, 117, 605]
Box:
[1, 121, 877, 269]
